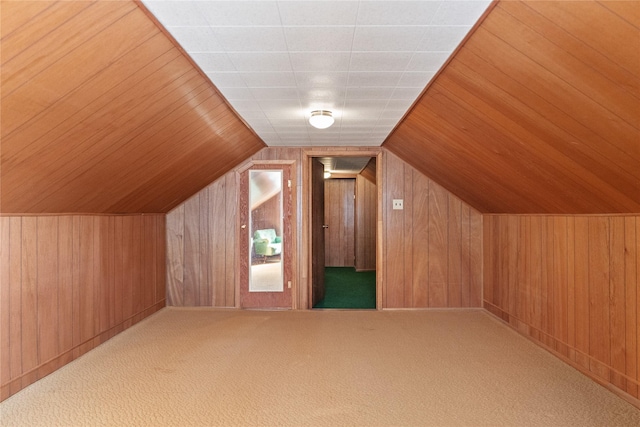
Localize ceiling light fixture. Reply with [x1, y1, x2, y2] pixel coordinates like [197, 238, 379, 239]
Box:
[309, 110, 334, 129]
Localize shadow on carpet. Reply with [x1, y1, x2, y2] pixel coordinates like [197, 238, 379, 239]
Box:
[314, 267, 376, 309]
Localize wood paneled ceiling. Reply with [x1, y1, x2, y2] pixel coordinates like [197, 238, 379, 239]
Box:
[384, 0, 640, 213]
[1, 1, 265, 214]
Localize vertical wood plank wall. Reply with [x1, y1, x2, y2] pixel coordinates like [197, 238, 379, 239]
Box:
[324, 179, 355, 267]
[383, 151, 483, 308]
[0, 214, 166, 401]
[355, 175, 376, 271]
[483, 214, 639, 402]
[166, 147, 483, 309]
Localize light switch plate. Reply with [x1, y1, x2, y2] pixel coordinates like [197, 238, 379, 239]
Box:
[393, 199, 403, 210]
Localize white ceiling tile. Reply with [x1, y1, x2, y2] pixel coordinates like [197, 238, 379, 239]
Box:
[206, 72, 247, 88]
[284, 27, 355, 52]
[432, 1, 491, 25]
[299, 87, 347, 103]
[349, 52, 413, 72]
[406, 52, 452, 71]
[344, 99, 387, 110]
[352, 26, 427, 52]
[391, 87, 425, 99]
[227, 100, 263, 112]
[295, 72, 349, 88]
[417, 26, 472, 51]
[269, 118, 308, 128]
[356, 1, 441, 25]
[212, 27, 287, 52]
[386, 99, 415, 110]
[166, 27, 223, 52]
[250, 87, 299, 100]
[233, 109, 267, 119]
[197, 1, 281, 26]
[290, 52, 351, 72]
[248, 119, 276, 133]
[346, 87, 395, 99]
[278, 1, 359, 26]
[397, 71, 436, 87]
[241, 72, 296, 87]
[348, 72, 403, 87]
[189, 53, 236, 72]
[217, 87, 254, 100]
[142, 1, 208, 26]
[228, 53, 292, 72]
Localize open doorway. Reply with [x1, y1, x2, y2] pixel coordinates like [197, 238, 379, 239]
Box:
[310, 156, 378, 309]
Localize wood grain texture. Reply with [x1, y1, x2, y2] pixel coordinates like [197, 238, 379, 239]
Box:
[0, 0, 264, 214]
[383, 0, 640, 214]
[484, 214, 640, 402]
[355, 175, 376, 271]
[0, 214, 165, 402]
[166, 147, 483, 310]
[324, 179, 355, 267]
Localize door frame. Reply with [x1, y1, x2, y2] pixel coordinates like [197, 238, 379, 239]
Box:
[302, 148, 384, 310]
[235, 159, 297, 309]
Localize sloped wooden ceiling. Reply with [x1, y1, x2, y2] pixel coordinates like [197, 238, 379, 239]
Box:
[1, 1, 265, 214]
[384, 0, 640, 214]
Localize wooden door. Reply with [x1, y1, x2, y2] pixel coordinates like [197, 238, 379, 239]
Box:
[324, 179, 355, 267]
[311, 159, 325, 306]
[239, 164, 292, 309]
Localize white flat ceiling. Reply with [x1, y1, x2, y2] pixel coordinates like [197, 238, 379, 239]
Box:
[141, 0, 492, 147]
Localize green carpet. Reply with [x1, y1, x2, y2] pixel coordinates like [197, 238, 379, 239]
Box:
[314, 267, 376, 309]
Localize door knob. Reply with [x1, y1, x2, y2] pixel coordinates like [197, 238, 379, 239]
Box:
[322, 224, 329, 229]
[241, 224, 246, 229]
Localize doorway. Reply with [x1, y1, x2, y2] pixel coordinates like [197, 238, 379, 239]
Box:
[307, 153, 380, 309]
[239, 163, 293, 309]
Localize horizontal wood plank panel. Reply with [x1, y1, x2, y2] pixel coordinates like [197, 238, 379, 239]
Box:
[384, 0, 640, 214]
[1, 1, 264, 214]
[0, 214, 166, 402]
[484, 214, 640, 403]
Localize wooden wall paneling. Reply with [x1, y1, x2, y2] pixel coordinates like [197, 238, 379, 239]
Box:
[553, 216, 569, 357]
[482, 215, 494, 309]
[1, 213, 166, 402]
[610, 217, 627, 390]
[384, 153, 405, 308]
[1, 1, 57, 39]
[541, 218, 554, 347]
[448, 197, 462, 307]
[1, 218, 11, 399]
[5, 7, 154, 137]
[121, 217, 134, 320]
[20, 217, 38, 385]
[636, 217, 640, 399]
[460, 206, 471, 307]
[469, 210, 482, 307]
[507, 216, 519, 325]
[403, 168, 413, 307]
[566, 217, 576, 362]
[196, 192, 210, 307]
[626, 217, 638, 398]
[516, 216, 528, 327]
[428, 183, 448, 307]
[588, 217, 611, 381]
[143, 215, 157, 310]
[78, 217, 94, 345]
[183, 197, 200, 306]
[225, 173, 238, 307]
[36, 217, 58, 364]
[155, 215, 167, 304]
[209, 180, 227, 307]
[113, 217, 125, 326]
[8, 217, 22, 388]
[166, 205, 184, 306]
[411, 170, 430, 308]
[355, 175, 376, 271]
[528, 216, 542, 339]
[574, 217, 590, 370]
[131, 216, 144, 315]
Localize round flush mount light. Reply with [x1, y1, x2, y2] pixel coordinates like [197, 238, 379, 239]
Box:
[309, 110, 334, 129]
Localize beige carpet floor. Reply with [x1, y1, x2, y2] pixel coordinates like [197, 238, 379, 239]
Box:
[1, 308, 639, 426]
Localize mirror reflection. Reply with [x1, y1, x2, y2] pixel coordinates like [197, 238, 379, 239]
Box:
[249, 170, 284, 292]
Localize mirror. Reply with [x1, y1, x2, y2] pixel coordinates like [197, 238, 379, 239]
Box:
[249, 170, 284, 292]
